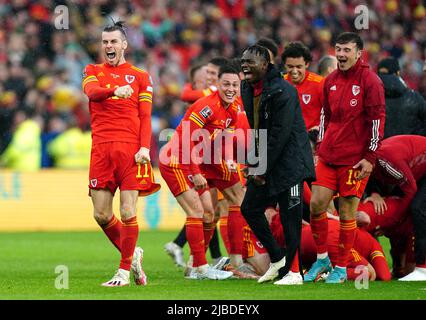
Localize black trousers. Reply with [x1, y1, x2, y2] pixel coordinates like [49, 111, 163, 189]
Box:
[411, 177, 426, 265]
[241, 181, 303, 277]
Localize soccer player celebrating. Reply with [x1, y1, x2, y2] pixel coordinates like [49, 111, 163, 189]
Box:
[304, 32, 386, 284]
[282, 41, 324, 132]
[159, 65, 243, 280]
[82, 21, 160, 287]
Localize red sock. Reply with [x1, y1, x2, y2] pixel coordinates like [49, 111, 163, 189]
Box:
[119, 216, 139, 271]
[186, 217, 207, 267]
[100, 215, 122, 252]
[203, 221, 216, 251]
[336, 219, 357, 267]
[310, 212, 328, 254]
[219, 216, 231, 254]
[290, 249, 300, 273]
[228, 206, 247, 255]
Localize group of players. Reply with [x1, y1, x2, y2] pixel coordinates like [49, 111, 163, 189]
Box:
[82, 20, 426, 287]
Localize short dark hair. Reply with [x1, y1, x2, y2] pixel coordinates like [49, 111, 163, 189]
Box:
[281, 41, 313, 64]
[209, 57, 229, 69]
[242, 45, 271, 64]
[103, 20, 127, 39]
[317, 55, 335, 76]
[218, 64, 239, 79]
[335, 32, 363, 50]
[189, 63, 205, 82]
[256, 37, 279, 59]
[229, 58, 242, 73]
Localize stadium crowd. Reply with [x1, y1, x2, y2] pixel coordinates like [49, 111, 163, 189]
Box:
[0, 0, 426, 169]
[0, 0, 426, 284]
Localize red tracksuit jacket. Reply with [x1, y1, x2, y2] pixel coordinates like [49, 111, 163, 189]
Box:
[318, 59, 386, 166]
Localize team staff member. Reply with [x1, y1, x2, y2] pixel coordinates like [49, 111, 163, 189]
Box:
[240, 45, 315, 285]
[305, 32, 386, 284]
[82, 21, 160, 287]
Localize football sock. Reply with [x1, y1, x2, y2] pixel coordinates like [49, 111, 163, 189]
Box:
[100, 215, 122, 252]
[186, 217, 207, 267]
[310, 211, 328, 255]
[336, 218, 357, 267]
[119, 216, 139, 271]
[228, 206, 247, 255]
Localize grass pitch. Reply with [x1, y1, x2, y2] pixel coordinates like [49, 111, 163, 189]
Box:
[0, 231, 425, 300]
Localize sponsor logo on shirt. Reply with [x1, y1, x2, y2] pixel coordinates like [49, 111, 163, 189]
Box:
[111, 73, 120, 79]
[352, 85, 360, 96]
[302, 94, 311, 104]
[330, 85, 337, 91]
[97, 72, 105, 77]
[350, 99, 358, 107]
[125, 75, 135, 84]
[226, 118, 232, 127]
[200, 106, 213, 119]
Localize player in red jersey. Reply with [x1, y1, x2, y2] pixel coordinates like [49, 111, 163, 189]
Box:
[282, 42, 324, 132]
[356, 197, 415, 279]
[243, 212, 391, 281]
[159, 65, 244, 280]
[367, 135, 426, 281]
[305, 32, 386, 284]
[165, 57, 230, 269]
[82, 21, 160, 287]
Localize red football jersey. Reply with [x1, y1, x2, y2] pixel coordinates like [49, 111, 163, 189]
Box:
[82, 62, 153, 148]
[167, 91, 239, 174]
[284, 71, 324, 130]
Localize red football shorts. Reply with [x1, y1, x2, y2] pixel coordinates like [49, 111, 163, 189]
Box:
[312, 159, 369, 198]
[200, 162, 241, 191]
[89, 142, 160, 196]
[159, 154, 209, 197]
[242, 225, 267, 259]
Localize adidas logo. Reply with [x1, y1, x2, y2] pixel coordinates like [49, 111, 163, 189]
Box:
[330, 85, 336, 91]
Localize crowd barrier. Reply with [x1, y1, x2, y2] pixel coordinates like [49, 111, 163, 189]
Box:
[0, 169, 186, 231]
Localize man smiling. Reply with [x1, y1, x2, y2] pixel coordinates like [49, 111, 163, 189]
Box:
[240, 45, 315, 285]
[305, 32, 386, 284]
[282, 42, 324, 132]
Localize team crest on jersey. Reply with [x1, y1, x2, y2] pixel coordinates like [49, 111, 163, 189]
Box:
[352, 85, 360, 96]
[125, 75, 135, 84]
[90, 179, 98, 188]
[225, 118, 232, 128]
[302, 94, 311, 104]
[200, 106, 213, 119]
[187, 175, 194, 183]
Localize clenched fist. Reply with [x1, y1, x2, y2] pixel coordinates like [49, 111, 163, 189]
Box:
[135, 147, 150, 164]
[114, 85, 133, 99]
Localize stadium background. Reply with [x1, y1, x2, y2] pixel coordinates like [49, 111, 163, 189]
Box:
[0, 0, 426, 231]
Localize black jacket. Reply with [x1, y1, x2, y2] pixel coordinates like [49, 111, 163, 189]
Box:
[241, 65, 316, 196]
[379, 74, 426, 138]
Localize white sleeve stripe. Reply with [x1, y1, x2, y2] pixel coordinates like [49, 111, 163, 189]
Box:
[378, 159, 404, 180]
[369, 119, 380, 151]
[318, 108, 325, 142]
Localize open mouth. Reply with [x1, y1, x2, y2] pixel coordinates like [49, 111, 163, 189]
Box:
[106, 52, 116, 59]
[225, 93, 235, 99]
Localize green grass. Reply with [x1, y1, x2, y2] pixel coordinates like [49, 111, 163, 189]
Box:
[0, 231, 425, 300]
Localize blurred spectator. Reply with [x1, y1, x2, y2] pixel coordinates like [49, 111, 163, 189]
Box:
[317, 55, 337, 77]
[377, 57, 426, 137]
[0, 108, 42, 171]
[47, 115, 91, 169]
